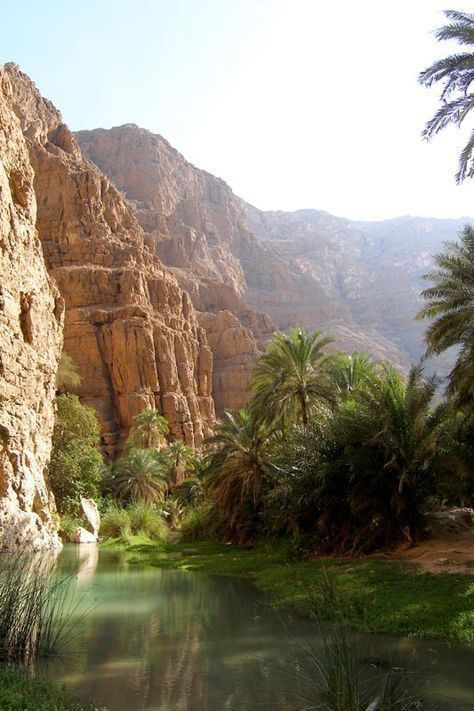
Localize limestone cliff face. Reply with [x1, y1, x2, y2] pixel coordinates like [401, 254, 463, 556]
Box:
[0, 67, 63, 549]
[5, 64, 214, 454]
[77, 124, 279, 413]
[77, 124, 467, 374]
[74, 126, 407, 370]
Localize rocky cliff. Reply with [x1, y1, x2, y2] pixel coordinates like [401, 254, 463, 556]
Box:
[0, 67, 63, 549]
[77, 125, 468, 374]
[247, 209, 469, 370]
[5, 64, 215, 455]
[77, 124, 279, 412]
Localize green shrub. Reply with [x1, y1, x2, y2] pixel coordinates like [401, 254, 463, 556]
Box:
[128, 502, 168, 541]
[173, 477, 204, 505]
[100, 507, 131, 539]
[50, 394, 103, 515]
[179, 501, 217, 542]
[161, 496, 185, 529]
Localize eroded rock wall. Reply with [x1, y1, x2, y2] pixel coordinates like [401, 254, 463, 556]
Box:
[75, 124, 401, 381]
[5, 64, 214, 454]
[0, 66, 63, 549]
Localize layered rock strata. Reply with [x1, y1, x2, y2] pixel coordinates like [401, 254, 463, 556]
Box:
[5, 64, 215, 454]
[77, 124, 468, 374]
[77, 124, 280, 412]
[0, 66, 63, 549]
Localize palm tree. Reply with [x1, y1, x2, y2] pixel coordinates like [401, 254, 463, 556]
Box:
[111, 448, 168, 505]
[128, 408, 169, 449]
[417, 225, 474, 403]
[322, 365, 460, 551]
[164, 441, 195, 487]
[329, 352, 377, 398]
[205, 409, 273, 544]
[419, 10, 474, 182]
[251, 328, 335, 428]
[280, 364, 463, 553]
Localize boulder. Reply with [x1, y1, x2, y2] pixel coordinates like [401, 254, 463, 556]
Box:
[80, 497, 101, 538]
[70, 527, 97, 544]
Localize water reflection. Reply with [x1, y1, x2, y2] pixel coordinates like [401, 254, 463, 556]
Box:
[40, 546, 474, 711]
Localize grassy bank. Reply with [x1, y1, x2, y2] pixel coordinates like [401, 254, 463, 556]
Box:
[0, 667, 104, 711]
[116, 538, 473, 642]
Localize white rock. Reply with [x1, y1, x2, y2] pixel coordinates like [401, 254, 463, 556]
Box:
[80, 497, 101, 537]
[70, 527, 97, 544]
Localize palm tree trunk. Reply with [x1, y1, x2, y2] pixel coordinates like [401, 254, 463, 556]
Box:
[300, 394, 308, 426]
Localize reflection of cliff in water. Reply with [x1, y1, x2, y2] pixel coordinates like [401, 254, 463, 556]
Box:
[41, 546, 474, 711]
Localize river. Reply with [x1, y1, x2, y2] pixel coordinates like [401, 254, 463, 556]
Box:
[39, 544, 474, 710]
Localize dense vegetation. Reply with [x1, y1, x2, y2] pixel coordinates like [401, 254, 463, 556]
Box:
[51, 223, 473, 556]
[49, 393, 103, 516]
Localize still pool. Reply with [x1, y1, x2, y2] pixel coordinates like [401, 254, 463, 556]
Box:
[40, 545, 474, 710]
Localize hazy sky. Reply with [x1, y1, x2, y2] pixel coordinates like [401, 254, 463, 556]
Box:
[1, 0, 472, 220]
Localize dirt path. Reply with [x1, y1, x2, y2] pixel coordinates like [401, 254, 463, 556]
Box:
[388, 529, 474, 574]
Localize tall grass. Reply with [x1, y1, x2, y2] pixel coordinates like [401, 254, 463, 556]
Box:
[100, 507, 131, 539]
[0, 553, 86, 664]
[128, 502, 168, 541]
[100, 503, 168, 541]
[179, 501, 217, 541]
[292, 570, 422, 710]
[299, 631, 422, 710]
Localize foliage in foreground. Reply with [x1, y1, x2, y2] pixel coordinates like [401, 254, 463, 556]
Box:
[418, 224, 474, 404]
[419, 10, 474, 183]
[49, 394, 103, 515]
[0, 554, 81, 664]
[0, 667, 102, 711]
[300, 630, 422, 710]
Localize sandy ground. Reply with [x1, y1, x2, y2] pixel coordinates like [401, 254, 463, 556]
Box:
[387, 529, 474, 574]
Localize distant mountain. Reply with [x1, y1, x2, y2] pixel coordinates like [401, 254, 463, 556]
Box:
[76, 125, 471, 396]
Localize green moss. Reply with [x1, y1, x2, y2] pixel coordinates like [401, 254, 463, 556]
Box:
[117, 539, 474, 642]
[0, 667, 105, 710]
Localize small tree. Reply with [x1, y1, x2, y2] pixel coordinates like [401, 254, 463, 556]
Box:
[49, 394, 103, 515]
[251, 328, 335, 429]
[164, 441, 195, 487]
[128, 408, 169, 450]
[110, 448, 168, 505]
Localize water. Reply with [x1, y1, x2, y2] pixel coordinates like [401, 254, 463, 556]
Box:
[40, 545, 473, 711]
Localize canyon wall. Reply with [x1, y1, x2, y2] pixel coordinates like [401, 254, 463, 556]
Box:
[77, 125, 278, 412]
[77, 125, 468, 374]
[0, 67, 63, 549]
[5, 64, 215, 455]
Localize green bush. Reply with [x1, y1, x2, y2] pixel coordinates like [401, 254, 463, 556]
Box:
[179, 501, 217, 542]
[173, 477, 204, 505]
[128, 502, 168, 541]
[100, 507, 131, 539]
[50, 394, 103, 515]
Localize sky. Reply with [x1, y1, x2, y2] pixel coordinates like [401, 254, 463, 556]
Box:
[1, 0, 472, 220]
